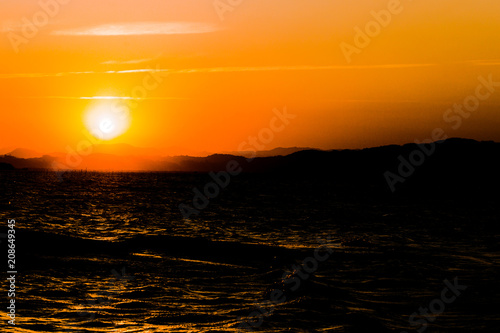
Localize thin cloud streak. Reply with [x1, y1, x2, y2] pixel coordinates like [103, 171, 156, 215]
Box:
[6, 59, 500, 79]
[4, 96, 187, 100]
[10, 96, 500, 107]
[51, 22, 220, 36]
[170, 63, 438, 73]
[101, 58, 155, 65]
[0, 63, 439, 79]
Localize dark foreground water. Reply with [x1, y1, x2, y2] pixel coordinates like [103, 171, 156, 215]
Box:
[0, 170, 499, 332]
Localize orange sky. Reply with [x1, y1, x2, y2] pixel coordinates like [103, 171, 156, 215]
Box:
[1, 0, 500, 156]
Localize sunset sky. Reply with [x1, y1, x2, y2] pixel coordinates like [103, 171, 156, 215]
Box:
[1, 0, 500, 156]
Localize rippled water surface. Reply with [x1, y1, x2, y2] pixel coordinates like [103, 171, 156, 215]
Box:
[0, 171, 499, 332]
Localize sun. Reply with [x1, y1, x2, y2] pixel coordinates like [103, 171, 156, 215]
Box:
[84, 101, 131, 140]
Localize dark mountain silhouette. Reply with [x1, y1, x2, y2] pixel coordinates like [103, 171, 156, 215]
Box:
[1, 138, 499, 197]
[0, 162, 15, 170]
[0, 154, 55, 170]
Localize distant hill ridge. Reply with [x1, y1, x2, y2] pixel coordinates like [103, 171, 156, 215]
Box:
[2, 138, 499, 195]
[1, 137, 498, 175]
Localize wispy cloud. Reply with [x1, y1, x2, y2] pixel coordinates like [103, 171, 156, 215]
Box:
[51, 22, 219, 36]
[0, 64, 439, 79]
[4, 96, 186, 101]
[101, 58, 154, 65]
[168, 63, 438, 74]
[5, 60, 498, 80]
[8, 60, 500, 80]
[466, 59, 500, 66]
[0, 71, 96, 79]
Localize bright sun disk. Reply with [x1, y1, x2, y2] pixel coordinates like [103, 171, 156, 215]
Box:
[84, 101, 131, 140]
